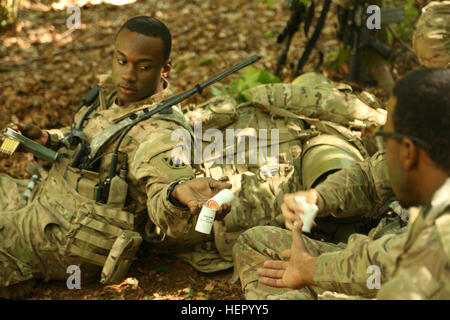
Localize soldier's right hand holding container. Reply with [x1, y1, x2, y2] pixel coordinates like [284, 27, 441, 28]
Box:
[281, 189, 322, 232]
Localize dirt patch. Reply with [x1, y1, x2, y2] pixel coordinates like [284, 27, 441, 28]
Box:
[26, 254, 243, 300]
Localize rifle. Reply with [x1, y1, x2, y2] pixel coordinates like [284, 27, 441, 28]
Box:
[338, 3, 405, 83]
[275, 0, 332, 78]
[274, 0, 305, 77]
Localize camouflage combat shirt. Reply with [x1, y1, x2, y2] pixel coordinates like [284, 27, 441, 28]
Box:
[314, 178, 450, 299]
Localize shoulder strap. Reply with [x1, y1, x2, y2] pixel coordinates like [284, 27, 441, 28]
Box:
[88, 105, 193, 159]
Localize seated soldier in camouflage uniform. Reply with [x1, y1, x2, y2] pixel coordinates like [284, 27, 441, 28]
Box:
[232, 2, 450, 300]
[0, 16, 233, 298]
[234, 67, 450, 300]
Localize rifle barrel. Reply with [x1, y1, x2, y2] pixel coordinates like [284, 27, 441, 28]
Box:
[139, 54, 261, 122]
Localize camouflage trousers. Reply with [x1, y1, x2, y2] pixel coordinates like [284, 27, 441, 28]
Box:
[232, 213, 407, 300]
[232, 226, 348, 300]
[0, 174, 101, 288]
[0, 174, 28, 211]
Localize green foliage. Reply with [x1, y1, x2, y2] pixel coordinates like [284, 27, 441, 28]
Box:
[386, 0, 420, 48]
[210, 66, 280, 103]
[261, 0, 275, 5]
[150, 264, 173, 274]
[324, 44, 350, 70]
[177, 287, 194, 298]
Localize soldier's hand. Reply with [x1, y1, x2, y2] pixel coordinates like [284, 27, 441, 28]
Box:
[1, 123, 48, 149]
[281, 189, 320, 231]
[172, 177, 233, 218]
[257, 220, 317, 289]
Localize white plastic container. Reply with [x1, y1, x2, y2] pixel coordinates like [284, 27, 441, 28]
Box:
[195, 206, 217, 234]
[195, 189, 234, 234]
[206, 189, 234, 209]
[294, 196, 319, 233]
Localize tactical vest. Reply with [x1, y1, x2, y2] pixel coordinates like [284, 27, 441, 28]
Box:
[47, 94, 193, 284]
[39, 155, 141, 284]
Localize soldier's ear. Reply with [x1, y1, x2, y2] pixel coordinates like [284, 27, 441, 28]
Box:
[162, 59, 171, 79]
[400, 138, 419, 171]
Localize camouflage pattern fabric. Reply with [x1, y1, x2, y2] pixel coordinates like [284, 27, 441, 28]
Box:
[0, 174, 29, 211]
[413, 1, 450, 68]
[192, 101, 309, 261]
[52, 75, 200, 246]
[232, 226, 346, 300]
[0, 75, 205, 289]
[184, 96, 238, 131]
[189, 73, 383, 260]
[232, 150, 394, 299]
[247, 82, 386, 128]
[315, 151, 393, 220]
[233, 178, 450, 299]
[316, 178, 450, 299]
[316, 149, 410, 243]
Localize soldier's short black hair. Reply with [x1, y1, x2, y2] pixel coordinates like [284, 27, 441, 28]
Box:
[116, 16, 172, 61]
[393, 68, 450, 173]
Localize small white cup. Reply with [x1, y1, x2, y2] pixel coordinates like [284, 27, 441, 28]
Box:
[294, 196, 318, 233]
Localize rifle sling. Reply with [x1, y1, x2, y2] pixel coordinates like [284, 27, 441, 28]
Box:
[88, 106, 195, 161]
[71, 98, 181, 161]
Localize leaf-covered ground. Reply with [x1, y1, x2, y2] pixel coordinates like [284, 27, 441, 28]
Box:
[0, 0, 421, 300]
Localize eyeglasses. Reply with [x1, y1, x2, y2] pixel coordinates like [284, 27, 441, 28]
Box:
[374, 126, 432, 150]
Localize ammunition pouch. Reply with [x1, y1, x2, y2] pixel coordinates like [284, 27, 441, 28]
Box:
[65, 166, 101, 201]
[101, 230, 142, 284]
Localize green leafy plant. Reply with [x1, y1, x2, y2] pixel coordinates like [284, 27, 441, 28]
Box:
[387, 0, 419, 47]
[210, 66, 280, 103]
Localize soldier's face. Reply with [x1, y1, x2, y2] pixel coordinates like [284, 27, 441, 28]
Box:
[384, 98, 416, 207]
[112, 29, 171, 106]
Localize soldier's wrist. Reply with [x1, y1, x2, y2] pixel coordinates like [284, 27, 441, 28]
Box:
[303, 256, 318, 286]
[311, 188, 324, 213]
[167, 180, 188, 208]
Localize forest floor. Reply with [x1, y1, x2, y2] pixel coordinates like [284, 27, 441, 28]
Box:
[0, 0, 420, 300]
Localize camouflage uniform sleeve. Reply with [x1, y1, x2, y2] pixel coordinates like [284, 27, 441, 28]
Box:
[313, 230, 406, 298]
[314, 151, 393, 218]
[129, 122, 196, 239]
[45, 129, 69, 150]
[376, 210, 450, 299]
